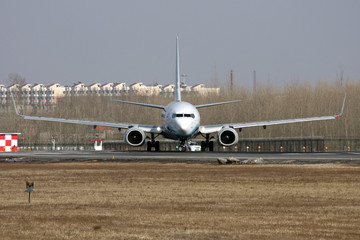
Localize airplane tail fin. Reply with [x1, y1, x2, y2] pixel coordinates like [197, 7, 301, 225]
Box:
[175, 36, 181, 102]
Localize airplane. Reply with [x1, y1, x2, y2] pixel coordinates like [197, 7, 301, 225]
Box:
[12, 37, 346, 152]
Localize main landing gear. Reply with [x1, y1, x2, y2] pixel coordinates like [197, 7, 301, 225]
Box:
[201, 134, 214, 151]
[147, 133, 160, 152]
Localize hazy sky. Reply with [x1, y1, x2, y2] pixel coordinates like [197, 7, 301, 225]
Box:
[1, 0, 359, 89]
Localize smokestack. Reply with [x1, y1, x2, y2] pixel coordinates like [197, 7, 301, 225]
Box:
[230, 70, 233, 90]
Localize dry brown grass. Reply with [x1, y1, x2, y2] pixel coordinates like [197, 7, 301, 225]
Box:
[1, 162, 360, 239]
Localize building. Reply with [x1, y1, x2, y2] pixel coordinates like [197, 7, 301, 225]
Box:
[191, 84, 220, 95]
[31, 84, 47, 105]
[112, 83, 128, 96]
[0, 85, 7, 105]
[20, 84, 32, 104]
[101, 83, 114, 96]
[88, 83, 102, 96]
[71, 83, 88, 96]
[161, 84, 175, 97]
[47, 83, 66, 104]
[0, 82, 220, 106]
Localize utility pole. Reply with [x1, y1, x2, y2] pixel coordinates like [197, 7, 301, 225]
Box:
[230, 70, 233, 90]
[181, 74, 187, 85]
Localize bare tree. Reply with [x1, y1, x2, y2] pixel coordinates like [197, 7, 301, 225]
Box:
[6, 73, 26, 86]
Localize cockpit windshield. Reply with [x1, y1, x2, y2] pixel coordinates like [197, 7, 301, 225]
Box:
[172, 113, 195, 119]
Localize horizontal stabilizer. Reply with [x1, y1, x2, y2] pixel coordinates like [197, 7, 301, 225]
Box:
[195, 100, 241, 109]
[113, 100, 165, 109]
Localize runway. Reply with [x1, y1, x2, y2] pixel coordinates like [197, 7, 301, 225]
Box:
[1, 150, 360, 164]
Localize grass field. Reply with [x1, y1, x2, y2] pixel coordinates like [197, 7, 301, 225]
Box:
[1, 162, 359, 239]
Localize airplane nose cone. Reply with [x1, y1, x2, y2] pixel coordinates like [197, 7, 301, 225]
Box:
[176, 119, 192, 136]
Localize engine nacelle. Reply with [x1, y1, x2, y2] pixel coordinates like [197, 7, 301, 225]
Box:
[218, 127, 239, 147]
[124, 128, 146, 147]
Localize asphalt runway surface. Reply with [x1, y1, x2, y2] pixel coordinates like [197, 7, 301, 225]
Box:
[1, 150, 360, 164]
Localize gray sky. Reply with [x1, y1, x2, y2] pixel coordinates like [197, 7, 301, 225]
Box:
[1, 0, 359, 89]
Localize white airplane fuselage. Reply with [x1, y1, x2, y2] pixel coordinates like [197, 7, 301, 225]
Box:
[163, 101, 200, 140]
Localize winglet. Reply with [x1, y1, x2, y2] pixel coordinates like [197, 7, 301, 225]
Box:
[11, 92, 21, 116]
[335, 93, 346, 118]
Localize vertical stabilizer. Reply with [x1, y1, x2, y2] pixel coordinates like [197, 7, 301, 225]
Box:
[175, 36, 181, 102]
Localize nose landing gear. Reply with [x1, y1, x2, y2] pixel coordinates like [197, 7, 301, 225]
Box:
[178, 140, 188, 152]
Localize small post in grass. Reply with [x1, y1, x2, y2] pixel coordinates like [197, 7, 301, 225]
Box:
[25, 181, 35, 203]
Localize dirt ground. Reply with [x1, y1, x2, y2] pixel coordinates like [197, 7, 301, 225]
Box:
[0, 162, 359, 240]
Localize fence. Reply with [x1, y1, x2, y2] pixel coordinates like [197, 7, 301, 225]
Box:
[102, 137, 360, 152]
[16, 137, 360, 152]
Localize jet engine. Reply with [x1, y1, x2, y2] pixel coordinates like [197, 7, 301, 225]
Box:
[124, 128, 146, 147]
[218, 127, 239, 146]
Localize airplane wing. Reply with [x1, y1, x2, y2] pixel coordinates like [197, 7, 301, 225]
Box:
[12, 95, 162, 134]
[199, 94, 346, 134]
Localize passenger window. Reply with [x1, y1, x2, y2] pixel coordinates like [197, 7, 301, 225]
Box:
[184, 114, 191, 117]
[176, 114, 183, 117]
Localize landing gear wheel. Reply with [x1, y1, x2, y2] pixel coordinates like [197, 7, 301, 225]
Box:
[178, 145, 187, 152]
[155, 141, 160, 152]
[209, 141, 214, 151]
[201, 141, 206, 151]
[147, 141, 152, 151]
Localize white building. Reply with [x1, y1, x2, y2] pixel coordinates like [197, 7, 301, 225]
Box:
[31, 84, 47, 105]
[113, 83, 128, 96]
[71, 83, 88, 96]
[0, 82, 219, 106]
[88, 83, 102, 96]
[0, 85, 8, 105]
[191, 84, 220, 95]
[101, 83, 114, 96]
[47, 83, 66, 104]
[20, 84, 32, 104]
